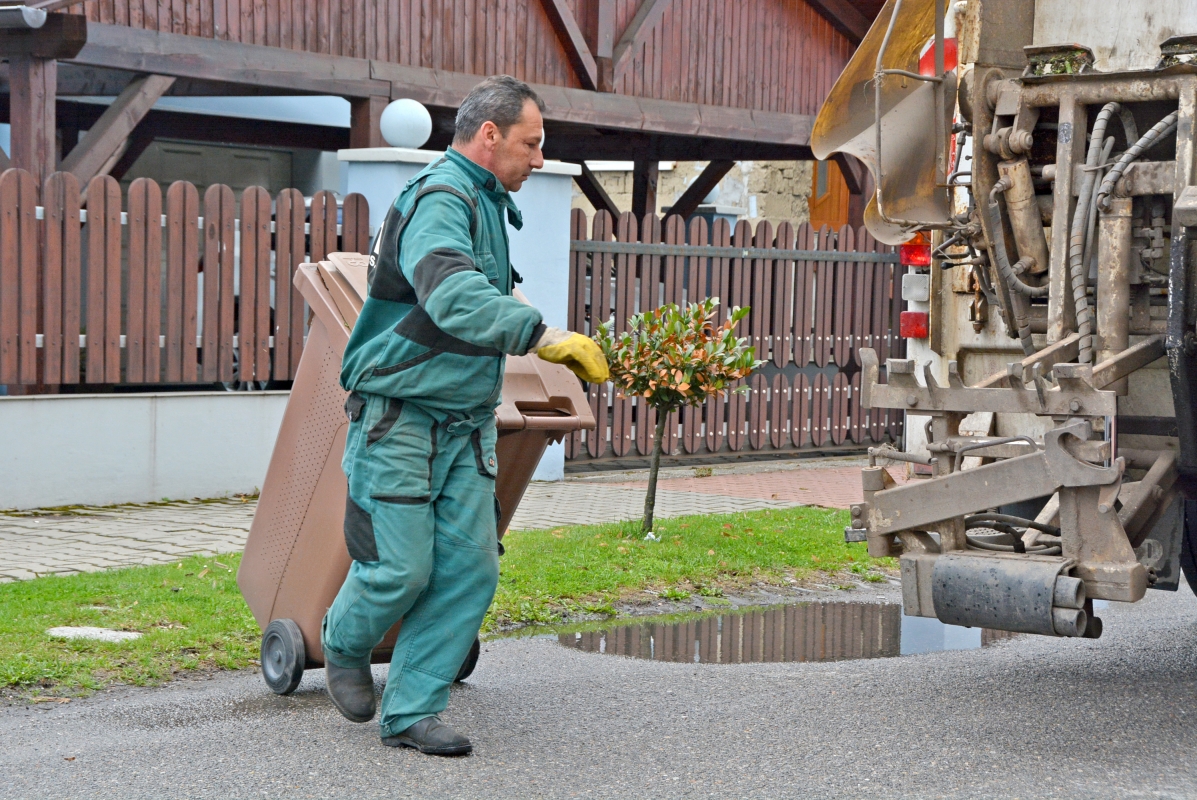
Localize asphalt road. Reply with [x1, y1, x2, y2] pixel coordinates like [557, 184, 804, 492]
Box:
[4, 589, 1197, 800]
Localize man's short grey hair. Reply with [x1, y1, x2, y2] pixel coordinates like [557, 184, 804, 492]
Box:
[453, 75, 545, 144]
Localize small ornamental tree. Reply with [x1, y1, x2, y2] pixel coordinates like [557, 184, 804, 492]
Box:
[596, 299, 763, 538]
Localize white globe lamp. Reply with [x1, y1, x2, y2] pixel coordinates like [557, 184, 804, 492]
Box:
[379, 99, 433, 149]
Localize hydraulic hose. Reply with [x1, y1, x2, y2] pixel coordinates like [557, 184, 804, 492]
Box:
[1069, 102, 1122, 363]
[984, 190, 1043, 355]
[964, 513, 1063, 555]
[1096, 111, 1179, 212]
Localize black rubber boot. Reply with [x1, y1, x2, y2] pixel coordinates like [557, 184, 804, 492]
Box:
[324, 664, 375, 723]
[382, 716, 472, 756]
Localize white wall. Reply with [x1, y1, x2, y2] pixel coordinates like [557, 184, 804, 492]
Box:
[0, 392, 289, 510]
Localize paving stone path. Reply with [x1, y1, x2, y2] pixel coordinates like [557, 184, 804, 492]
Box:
[0, 456, 905, 581]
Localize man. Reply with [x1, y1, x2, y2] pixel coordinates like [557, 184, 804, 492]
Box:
[320, 75, 607, 756]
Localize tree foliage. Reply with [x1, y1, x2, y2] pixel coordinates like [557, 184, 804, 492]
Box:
[596, 298, 762, 415]
[595, 299, 763, 536]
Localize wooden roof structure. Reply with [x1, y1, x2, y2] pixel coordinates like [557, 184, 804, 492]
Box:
[1, 0, 882, 217]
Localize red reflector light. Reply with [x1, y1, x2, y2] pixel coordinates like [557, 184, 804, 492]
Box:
[900, 242, 932, 267]
[900, 311, 929, 339]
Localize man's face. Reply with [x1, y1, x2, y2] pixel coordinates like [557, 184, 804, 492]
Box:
[487, 100, 545, 192]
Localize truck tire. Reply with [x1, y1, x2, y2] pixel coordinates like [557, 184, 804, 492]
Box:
[1179, 500, 1197, 597]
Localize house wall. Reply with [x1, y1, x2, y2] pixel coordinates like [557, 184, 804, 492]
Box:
[570, 160, 820, 234]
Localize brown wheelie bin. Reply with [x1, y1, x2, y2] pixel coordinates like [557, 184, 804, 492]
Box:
[237, 253, 594, 694]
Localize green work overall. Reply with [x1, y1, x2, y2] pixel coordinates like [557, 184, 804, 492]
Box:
[321, 148, 545, 738]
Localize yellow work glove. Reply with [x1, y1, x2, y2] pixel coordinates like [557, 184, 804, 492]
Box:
[532, 327, 610, 384]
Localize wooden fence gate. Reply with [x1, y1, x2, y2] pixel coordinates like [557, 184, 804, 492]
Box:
[566, 209, 906, 463]
[0, 168, 369, 388]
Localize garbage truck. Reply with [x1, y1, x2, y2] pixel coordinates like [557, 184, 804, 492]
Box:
[813, 0, 1197, 638]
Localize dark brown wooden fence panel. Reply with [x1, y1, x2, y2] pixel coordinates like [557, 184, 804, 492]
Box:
[812, 225, 834, 368]
[633, 213, 654, 458]
[85, 175, 123, 384]
[565, 212, 901, 463]
[613, 212, 636, 458]
[309, 189, 339, 262]
[772, 221, 794, 369]
[831, 224, 854, 368]
[126, 178, 163, 383]
[749, 220, 771, 363]
[793, 223, 815, 367]
[0, 172, 365, 391]
[273, 187, 304, 381]
[238, 186, 271, 383]
[202, 183, 236, 382]
[341, 192, 371, 254]
[0, 170, 33, 384]
[166, 180, 201, 383]
[565, 208, 587, 459]
[586, 210, 613, 459]
[680, 216, 708, 455]
[42, 172, 82, 384]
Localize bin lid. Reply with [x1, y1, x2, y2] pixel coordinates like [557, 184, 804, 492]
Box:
[297, 253, 594, 432]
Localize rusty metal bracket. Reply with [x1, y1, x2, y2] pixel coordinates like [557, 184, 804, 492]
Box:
[859, 348, 1118, 417]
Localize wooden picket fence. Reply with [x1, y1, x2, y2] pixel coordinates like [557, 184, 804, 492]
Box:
[0, 168, 369, 387]
[565, 209, 906, 462]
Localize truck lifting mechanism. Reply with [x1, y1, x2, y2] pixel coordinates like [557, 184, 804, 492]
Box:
[813, 0, 1197, 638]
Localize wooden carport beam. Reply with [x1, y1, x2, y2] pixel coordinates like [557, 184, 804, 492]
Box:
[832, 153, 865, 194]
[3, 13, 87, 185]
[631, 159, 659, 220]
[612, 0, 669, 83]
[8, 56, 55, 184]
[539, 0, 599, 91]
[804, 0, 872, 46]
[350, 95, 388, 148]
[572, 162, 620, 220]
[664, 160, 735, 220]
[60, 73, 175, 184]
[832, 153, 870, 229]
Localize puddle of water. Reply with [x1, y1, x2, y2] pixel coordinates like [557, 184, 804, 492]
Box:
[555, 603, 1018, 664]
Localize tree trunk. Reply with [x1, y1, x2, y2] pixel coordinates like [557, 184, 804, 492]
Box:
[642, 409, 669, 535]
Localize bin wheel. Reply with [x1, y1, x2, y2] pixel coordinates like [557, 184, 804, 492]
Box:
[261, 619, 306, 695]
[454, 637, 481, 683]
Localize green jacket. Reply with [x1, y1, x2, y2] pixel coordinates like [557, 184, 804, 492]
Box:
[340, 148, 545, 416]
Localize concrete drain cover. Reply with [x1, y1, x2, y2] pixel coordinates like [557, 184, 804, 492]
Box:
[46, 627, 142, 643]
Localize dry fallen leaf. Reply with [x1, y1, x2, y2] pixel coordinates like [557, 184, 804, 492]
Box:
[197, 568, 209, 579]
[598, 542, 608, 547]
[214, 561, 230, 570]
[722, 524, 733, 529]
[707, 550, 715, 556]
[63, 756, 76, 761]
[617, 546, 628, 553]
[33, 697, 71, 704]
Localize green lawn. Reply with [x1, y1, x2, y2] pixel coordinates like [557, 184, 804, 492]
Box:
[0, 505, 890, 696]
[0, 553, 259, 697]
[488, 505, 889, 630]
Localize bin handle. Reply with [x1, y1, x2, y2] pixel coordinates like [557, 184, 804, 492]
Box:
[520, 415, 583, 431]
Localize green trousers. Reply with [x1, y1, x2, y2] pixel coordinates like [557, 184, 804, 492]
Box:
[322, 392, 500, 738]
